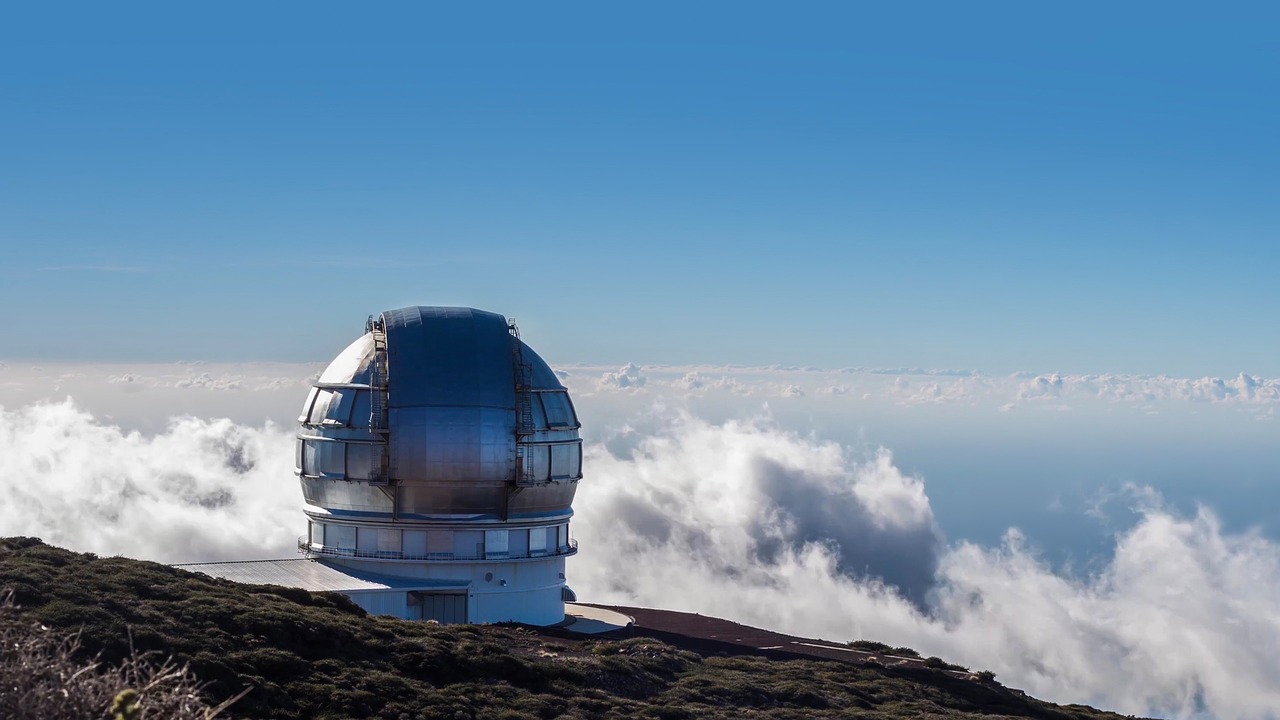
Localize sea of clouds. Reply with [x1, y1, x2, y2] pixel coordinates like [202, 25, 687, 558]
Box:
[2, 394, 1279, 719]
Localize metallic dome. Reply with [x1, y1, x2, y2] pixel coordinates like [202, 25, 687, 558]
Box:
[296, 307, 581, 523]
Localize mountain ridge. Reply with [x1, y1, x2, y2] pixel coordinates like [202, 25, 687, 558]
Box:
[0, 537, 1144, 719]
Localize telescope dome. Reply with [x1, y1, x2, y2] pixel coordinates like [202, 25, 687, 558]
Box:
[293, 306, 581, 625]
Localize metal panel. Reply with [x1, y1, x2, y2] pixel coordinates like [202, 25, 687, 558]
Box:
[419, 593, 467, 624]
[508, 528, 529, 557]
[329, 525, 357, 553]
[318, 333, 376, 385]
[298, 387, 319, 423]
[520, 342, 566, 390]
[402, 530, 427, 556]
[346, 442, 375, 480]
[427, 530, 453, 555]
[541, 392, 577, 428]
[350, 390, 372, 429]
[382, 307, 515, 409]
[300, 306, 581, 522]
[551, 443, 577, 480]
[529, 527, 547, 555]
[453, 530, 483, 558]
[484, 530, 509, 559]
[357, 527, 401, 555]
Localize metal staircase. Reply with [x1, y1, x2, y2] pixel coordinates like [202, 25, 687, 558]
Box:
[367, 316, 391, 487]
[509, 321, 537, 487]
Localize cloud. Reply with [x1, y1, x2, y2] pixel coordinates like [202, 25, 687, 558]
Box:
[596, 362, 647, 390]
[887, 377, 977, 406]
[173, 372, 242, 391]
[573, 412, 1280, 719]
[1010, 372, 1280, 407]
[0, 399, 300, 563]
[6, 398, 1280, 718]
[779, 384, 805, 398]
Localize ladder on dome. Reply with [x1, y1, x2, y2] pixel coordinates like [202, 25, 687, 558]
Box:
[367, 315, 391, 488]
[509, 321, 536, 489]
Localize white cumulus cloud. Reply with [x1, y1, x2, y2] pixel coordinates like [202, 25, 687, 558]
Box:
[573, 412, 1280, 720]
[597, 362, 647, 390]
[0, 400, 300, 563]
[5, 398, 1280, 719]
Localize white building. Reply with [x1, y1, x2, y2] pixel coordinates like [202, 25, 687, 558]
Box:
[182, 307, 582, 625]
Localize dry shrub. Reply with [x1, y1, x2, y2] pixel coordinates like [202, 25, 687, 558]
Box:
[0, 590, 243, 719]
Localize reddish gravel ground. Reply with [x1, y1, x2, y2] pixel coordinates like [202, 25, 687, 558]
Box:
[565, 603, 975, 679]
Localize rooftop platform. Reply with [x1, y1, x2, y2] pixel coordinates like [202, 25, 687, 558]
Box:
[175, 558, 466, 594]
[560, 603, 634, 634]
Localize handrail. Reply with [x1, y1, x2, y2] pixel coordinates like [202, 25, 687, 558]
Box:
[298, 537, 577, 563]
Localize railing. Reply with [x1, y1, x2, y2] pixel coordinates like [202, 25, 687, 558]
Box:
[298, 537, 577, 563]
[509, 320, 539, 488]
[367, 317, 390, 486]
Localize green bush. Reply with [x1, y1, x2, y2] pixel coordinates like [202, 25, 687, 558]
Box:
[0, 538, 1133, 720]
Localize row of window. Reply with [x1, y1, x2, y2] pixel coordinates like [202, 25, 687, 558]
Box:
[299, 387, 580, 431]
[307, 522, 572, 560]
[296, 438, 582, 482]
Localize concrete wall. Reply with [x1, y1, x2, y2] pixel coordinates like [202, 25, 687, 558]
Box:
[323, 555, 567, 625]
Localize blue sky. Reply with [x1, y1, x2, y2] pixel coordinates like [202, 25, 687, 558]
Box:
[1, 2, 1277, 375]
[4, 9, 1280, 712]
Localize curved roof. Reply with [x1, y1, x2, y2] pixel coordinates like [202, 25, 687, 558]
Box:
[298, 306, 580, 522]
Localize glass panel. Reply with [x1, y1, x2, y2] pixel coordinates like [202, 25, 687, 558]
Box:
[310, 522, 325, 545]
[295, 440, 304, 473]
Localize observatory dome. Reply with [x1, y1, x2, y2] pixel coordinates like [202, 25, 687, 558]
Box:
[294, 306, 581, 625]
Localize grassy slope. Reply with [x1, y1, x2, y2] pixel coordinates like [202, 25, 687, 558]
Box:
[0, 538, 1137, 720]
